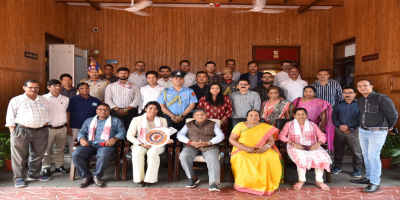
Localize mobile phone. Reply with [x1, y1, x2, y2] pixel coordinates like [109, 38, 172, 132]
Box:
[99, 142, 106, 146]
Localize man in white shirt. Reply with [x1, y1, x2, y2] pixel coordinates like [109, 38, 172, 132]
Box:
[273, 61, 301, 86]
[157, 66, 173, 88]
[140, 71, 165, 113]
[105, 67, 141, 130]
[179, 60, 196, 87]
[279, 67, 308, 102]
[6, 79, 50, 187]
[42, 79, 70, 177]
[217, 59, 241, 82]
[128, 61, 148, 88]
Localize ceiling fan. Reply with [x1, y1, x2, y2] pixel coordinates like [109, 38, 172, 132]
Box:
[232, 0, 284, 14]
[102, 0, 153, 16]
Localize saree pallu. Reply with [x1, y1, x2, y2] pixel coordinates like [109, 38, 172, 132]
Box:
[260, 99, 291, 126]
[231, 122, 282, 196]
[293, 98, 335, 150]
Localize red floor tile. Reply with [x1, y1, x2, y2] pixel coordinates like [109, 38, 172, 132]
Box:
[0, 186, 400, 200]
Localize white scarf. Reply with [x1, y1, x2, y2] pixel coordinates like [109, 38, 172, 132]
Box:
[293, 118, 313, 146]
[138, 114, 162, 144]
[88, 115, 112, 141]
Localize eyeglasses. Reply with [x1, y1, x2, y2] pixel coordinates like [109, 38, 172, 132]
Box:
[343, 92, 354, 94]
[97, 108, 110, 112]
[290, 71, 299, 74]
[26, 87, 40, 90]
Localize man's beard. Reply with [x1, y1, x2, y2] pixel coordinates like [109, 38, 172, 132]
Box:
[119, 77, 128, 80]
[263, 81, 272, 84]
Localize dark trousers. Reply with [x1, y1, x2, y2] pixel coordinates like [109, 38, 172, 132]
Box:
[111, 108, 138, 130]
[333, 127, 363, 170]
[72, 145, 115, 178]
[163, 114, 189, 140]
[10, 126, 49, 180]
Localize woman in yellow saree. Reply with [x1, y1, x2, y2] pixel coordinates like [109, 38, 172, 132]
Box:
[229, 109, 283, 196]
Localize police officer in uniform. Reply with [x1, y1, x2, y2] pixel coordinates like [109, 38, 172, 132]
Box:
[157, 70, 198, 136]
[80, 58, 109, 102]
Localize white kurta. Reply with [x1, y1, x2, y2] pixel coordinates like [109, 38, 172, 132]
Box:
[127, 116, 168, 183]
[279, 78, 308, 102]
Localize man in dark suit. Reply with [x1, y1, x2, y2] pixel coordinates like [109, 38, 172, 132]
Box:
[239, 61, 263, 89]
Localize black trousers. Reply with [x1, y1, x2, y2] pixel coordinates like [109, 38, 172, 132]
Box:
[333, 127, 363, 170]
[111, 108, 138, 130]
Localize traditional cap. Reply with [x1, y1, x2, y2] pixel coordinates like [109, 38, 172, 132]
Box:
[87, 57, 101, 71]
[171, 70, 186, 78]
[221, 67, 233, 74]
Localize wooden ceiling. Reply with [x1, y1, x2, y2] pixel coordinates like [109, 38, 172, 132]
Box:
[55, 0, 343, 13]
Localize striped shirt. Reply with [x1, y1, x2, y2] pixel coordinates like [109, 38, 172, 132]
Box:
[6, 94, 49, 128]
[311, 80, 343, 106]
[43, 93, 69, 126]
[105, 80, 141, 109]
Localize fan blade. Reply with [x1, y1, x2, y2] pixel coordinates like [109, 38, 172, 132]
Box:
[231, 10, 251, 13]
[259, 9, 284, 13]
[253, 0, 266, 11]
[102, 6, 127, 11]
[133, 10, 150, 16]
[133, 0, 153, 10]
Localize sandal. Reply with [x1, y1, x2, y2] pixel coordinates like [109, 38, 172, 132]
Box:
[316, 181, 330, 190]
[293, 181, 305, 190]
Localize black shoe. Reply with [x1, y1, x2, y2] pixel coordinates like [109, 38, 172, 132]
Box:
[209, 183, 220, 192]
[42, 169, 51, 177]
[186, 178, 200, 188]
[79, 177, 93, 188]
[138, 181, 146, 187]
[145, 182, 154, 187]
[364, 183, 380, 193]
[93, 176, 105, 187]
[55, 166, 68, 174]
[350, 178, 370, 184]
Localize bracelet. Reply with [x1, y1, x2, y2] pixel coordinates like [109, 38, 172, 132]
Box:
[187, 140, 192, 146]
[208, 141, 212, 146]
[264, 144, 271, 149]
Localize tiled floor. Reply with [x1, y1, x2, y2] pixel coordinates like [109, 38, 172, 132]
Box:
[0, 186, 400, 200]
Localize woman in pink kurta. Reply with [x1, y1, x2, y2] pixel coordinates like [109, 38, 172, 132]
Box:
[197, 83, 233, 135]
[279, 108, 332, 191]
[292, 86, 335, 150]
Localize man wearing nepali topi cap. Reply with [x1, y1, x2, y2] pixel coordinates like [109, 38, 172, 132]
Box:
[80, 57, 109, 102]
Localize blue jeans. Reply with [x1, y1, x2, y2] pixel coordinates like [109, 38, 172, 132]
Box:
[72, 145, 115, 178]
[358, 128, 388, 185]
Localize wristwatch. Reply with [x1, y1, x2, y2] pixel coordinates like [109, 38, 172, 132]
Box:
[113, 137, 119, 141]
[179, 114, 185, 118]
[123, 109, 128, 113]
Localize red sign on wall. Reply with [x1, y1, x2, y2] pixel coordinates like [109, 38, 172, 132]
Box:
[255, 48, 299, 61]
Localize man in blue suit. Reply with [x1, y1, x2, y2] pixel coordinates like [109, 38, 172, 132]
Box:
[239, 61, 263, 89]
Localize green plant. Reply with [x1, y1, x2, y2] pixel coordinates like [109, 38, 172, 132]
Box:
[0, 131, 11, 168]
[380, 135, 400, 161]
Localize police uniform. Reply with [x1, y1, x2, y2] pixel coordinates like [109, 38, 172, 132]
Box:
[80, 61, 109, 102]
[80, 78, 109, 102]
[157, 71, 198, 132]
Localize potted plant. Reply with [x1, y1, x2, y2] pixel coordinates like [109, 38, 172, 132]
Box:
[0, 131, 11, 170]
[380, 135, 400, 169]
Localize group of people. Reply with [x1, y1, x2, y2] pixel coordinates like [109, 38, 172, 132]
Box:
[5, 58, 398, 196]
